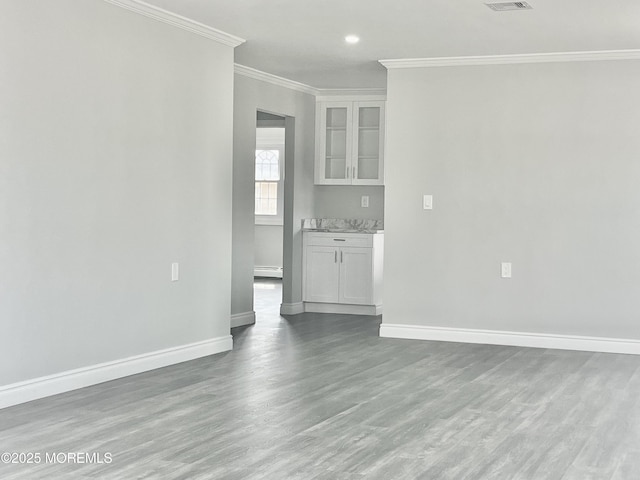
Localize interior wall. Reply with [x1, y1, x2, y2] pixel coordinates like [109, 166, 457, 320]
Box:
[314, 186, 384, 221]
[0, 0, 235, 386]
[383, 59, 640, 340]
[232, 75, 315, 315]
[254, 226, 284, 270]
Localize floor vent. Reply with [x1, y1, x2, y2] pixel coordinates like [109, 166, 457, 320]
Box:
[486, 1, 532, 11]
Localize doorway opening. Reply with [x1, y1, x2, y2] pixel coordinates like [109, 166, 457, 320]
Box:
[253, 110, 287, 320]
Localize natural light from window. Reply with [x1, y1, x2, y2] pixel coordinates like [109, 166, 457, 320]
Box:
[255, 149, 280, 216]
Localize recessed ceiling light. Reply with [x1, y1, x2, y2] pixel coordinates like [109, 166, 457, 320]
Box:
[345, 35, 360, 44]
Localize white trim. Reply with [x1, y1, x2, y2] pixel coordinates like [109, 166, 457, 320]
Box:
[230, 311, 256, 328]
[316, 89, 387, 99]
[0, 336, 233, 409]
[315, 93, 387, 102]
[235, 64, 318, 95]
[379, 50, 640, 69]
[304, 302, 382, 316]
[379, 324, 640, 355]
[280, 302, 304, 315]
[103, 0, 245, 47]
[234, 64, 387, 98]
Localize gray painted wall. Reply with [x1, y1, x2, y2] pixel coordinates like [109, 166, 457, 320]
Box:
[314, 186, 384, 221]
[0, 1, 235, 385]
[232, 75, 315, 315]
[255, 225, 284, 269]
[383, 60, 640, 339]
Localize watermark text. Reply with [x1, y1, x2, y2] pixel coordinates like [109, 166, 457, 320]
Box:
[1, 452, 113, 465]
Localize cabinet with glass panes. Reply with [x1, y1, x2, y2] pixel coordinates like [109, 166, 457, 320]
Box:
[314, 100, 385, 185]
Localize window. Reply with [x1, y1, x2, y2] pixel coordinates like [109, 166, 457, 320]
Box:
[255, 128, 284, 225]
[255, 149, 280, 216]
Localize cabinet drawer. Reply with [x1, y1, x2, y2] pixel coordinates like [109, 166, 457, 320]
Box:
[304, 232, 373, 248]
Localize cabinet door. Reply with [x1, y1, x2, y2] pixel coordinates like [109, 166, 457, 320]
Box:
[352, 101, 385, 186]
[339, 247, 373, 305]
[304, 246, 340, 303]
[315, 102, 353, 185]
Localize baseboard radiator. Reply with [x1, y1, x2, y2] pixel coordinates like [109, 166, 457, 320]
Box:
[254, 266, 283, 278]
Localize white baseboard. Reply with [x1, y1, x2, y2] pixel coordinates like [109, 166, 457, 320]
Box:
[230, 311, 256, 328]
[304, 302, 382, 316]
[281, 302, 382, 316]
[0, 336, 233, 410]
[280, 302, 304, 315]
[379, 323, 640, 355]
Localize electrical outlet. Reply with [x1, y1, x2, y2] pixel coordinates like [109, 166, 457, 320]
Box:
[501, 262, 512, 278]
[361, 195, 369, 208]
[171, 262, 179, 282]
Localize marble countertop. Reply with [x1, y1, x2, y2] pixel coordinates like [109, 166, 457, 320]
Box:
[304, 228, 384, 234]
[301, 218, 384, 234]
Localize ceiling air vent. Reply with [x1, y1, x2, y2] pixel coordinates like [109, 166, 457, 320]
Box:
[486, 2, 532, 11]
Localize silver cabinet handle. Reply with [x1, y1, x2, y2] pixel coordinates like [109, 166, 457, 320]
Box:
[341, 251, 343, 263]
[335, 251, 337, 263]
[353, 166, 356, 179]
[333, 238, 346, 242]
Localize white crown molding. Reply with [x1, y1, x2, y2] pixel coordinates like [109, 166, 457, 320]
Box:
[235, 64, 318, 95]
[379, 49, 640, 69]
[379, 323, 640, 355]
[234, 64, 387, 98]
[0, 336, 233, 409]
[316, 92, 387, 102]
[317, 88, 387, 97]
[103, 0, 245, 47]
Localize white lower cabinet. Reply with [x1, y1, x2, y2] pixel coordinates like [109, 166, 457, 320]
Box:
[339, 247, 373, 304]
[303, 232, 383, 315]
[304, 246, 340, 303]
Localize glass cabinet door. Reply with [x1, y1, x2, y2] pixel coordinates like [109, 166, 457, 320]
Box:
[324, 106, 350, 180]
[354, 102, 384, 184]
[315, 100, 384, 185]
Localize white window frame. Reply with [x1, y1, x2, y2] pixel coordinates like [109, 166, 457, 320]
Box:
[255, 128, 285, 226]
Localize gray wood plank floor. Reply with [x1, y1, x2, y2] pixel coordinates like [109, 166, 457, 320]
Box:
[2, 278, 640, 479]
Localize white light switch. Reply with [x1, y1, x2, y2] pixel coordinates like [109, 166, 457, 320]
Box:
[423, 195, 433, 210]
[501, 262, 512, 278]
[171, 262, 179, 282]
[361, 195, 369, 208]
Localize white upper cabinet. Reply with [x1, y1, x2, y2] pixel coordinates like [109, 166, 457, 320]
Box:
[353, 102, 384, 184]
[315, 100, 385, 185]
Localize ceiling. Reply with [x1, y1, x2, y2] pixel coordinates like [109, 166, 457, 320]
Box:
[142, 0, 640, 89]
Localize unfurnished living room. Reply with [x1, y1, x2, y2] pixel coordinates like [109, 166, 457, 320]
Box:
[2, 0, 640, 478]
